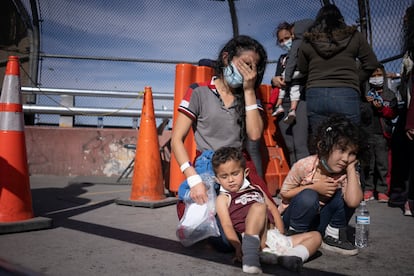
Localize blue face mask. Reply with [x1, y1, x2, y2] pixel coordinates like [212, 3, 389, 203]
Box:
[280, 38, 293, 52]
[223, 62, 243, 88]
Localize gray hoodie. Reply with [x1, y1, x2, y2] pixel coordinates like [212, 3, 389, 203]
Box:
[284, 19, 314, 83]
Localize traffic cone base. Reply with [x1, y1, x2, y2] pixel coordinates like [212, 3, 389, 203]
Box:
[0, 217, 53, 234]
[115, 86, 177, 208]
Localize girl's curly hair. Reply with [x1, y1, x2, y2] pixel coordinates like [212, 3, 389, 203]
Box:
[311, 114, 368, 163]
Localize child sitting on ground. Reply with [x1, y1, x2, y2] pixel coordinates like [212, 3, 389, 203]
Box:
[213, 146, 321, 274]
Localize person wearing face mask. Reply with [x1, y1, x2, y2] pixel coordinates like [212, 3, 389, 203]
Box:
[271, 19, 313, 125]
[297, 4, 379, 140]
[360, 66, 398, 202]
[171, 35, 276, 252]
[269, 20, 312, 167]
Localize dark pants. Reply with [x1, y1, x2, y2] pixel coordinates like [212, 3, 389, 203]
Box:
[390, 108, 414, 205]
[365, 133, 389, 194]
[282, 189, 354, 235]
[277, 99, 310, 166]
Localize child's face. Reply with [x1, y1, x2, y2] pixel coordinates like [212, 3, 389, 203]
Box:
[214, 160, 247, 193]
[371, 68, 383, 78]
[326, 144, 358, 173]
[277, 29, 293, 45]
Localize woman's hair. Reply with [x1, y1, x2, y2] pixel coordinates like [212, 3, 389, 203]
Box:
[213, 35, 267, 89]
[310, 4, 347, 42]
[312, 114, 366, 161]
[403, 4, 414, 55]
[273, 21, 293, 43]
[213, 35, 268, 145]
[212, 146, 246, 174]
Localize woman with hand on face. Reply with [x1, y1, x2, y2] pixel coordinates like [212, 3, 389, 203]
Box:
[172, 35, 275, 251]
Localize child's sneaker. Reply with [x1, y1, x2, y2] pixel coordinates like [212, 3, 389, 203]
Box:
[364, 190, 374, 201]
[272, 105, 284, 117]
[321, 228, 358, 256]
[283, 109, 296, 124]
[378, 193, 389, 203]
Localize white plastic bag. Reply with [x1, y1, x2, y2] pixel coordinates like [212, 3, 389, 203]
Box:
[176, 174, 220, 247]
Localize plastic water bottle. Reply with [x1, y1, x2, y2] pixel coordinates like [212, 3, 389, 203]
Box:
[355, 200, 370, 248]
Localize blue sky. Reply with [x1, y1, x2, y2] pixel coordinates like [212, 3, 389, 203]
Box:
[29, 0, 412, 126]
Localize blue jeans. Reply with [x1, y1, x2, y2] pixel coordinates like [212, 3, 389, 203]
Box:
[282, 189, 353, 235]
[306, 87, 361, 137]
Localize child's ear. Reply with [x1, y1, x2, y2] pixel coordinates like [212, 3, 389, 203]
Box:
[317, 141, 323, 151]
[244, 168, 250, 177]
[213, 176, 220, 184]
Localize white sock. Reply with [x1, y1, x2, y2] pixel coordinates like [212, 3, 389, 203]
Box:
[285, 244, 310, 262]
[325, 224, 339, 239]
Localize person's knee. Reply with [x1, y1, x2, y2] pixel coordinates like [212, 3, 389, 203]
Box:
[295, 189, 319, 209]
[327, 190, 345, 209]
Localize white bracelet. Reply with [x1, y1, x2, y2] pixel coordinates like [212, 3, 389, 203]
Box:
[180, 161, 192, 173]
[187, 174, 203, 188]
[245, 104, 258, 111]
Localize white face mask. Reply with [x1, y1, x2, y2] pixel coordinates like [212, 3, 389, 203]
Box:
[280, 38, 293, 52]
[369, 76, 384, 87]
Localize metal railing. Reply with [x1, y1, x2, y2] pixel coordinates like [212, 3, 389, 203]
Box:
[21, 86, 175, 119]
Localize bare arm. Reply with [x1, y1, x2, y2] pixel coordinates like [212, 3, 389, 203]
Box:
[216, 194, 242, 262]
[262, 190, 284, 234]
[233, 57, 263, 141]
[171, 113, 207, 204]
[342, 160, 363, 208]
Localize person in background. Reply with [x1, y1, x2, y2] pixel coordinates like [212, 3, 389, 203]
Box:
[172, 35, 275, 251]
[297, 4, 379, 140]
[360, 66, 398, 202]
[389, 4, 414, 216]
[213, 146, 321, 274]
[279, 115, 365, 256]
[270, 21, 310, 166]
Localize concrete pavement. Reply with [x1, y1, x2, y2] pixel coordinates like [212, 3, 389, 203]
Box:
[0, 175, 413, 276]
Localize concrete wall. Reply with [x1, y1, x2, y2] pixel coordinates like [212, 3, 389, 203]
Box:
[25, 126, 172, 178]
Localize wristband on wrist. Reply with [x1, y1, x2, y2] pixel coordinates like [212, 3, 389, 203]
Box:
[245, 104, 258, 111]
[187, 174, 203, 188]
[180, 161, 192, 173]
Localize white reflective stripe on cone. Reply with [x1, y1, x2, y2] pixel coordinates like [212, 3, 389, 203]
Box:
[0, 112, 24, 131]
[0, 76, 22, 104]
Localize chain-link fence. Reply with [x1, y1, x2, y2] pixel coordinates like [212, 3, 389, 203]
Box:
[2, 0, 412, 127]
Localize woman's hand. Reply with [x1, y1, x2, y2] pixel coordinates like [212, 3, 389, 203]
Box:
[234, 56, 257, 92]
[271, 76, 285, 88]
[189, 182, 208, 204]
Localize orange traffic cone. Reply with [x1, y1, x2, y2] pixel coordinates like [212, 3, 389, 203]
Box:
[115, 86, 177, 208]
[0, 56, 52, 233]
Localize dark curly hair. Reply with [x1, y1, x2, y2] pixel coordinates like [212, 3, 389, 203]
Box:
[213, 35, 268, 146]
[311, 115, 367, 163]
[212, 146, 246, 174]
